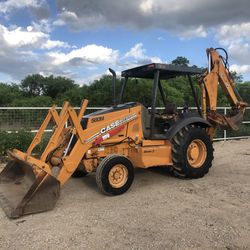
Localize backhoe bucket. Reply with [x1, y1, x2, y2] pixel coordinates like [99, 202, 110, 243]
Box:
[0, 158, 60, 218]
[224, 110, 244, 131]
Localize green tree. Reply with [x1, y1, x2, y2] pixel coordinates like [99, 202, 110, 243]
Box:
[237, 82, 250, 104]
[230, 71, 243, 83]
[43, 75, 77, 99]
[0, 83, 22, 106]
[21, 74, 45, 96]
[86, 75, 122, 106]
[218, 71, 244, 106]
[11, 95, 53, 107]
[165, 76, 197, 106]
[57, 85, 88, 106]
[171, 56, 189, 66]
[123, 78, 152, 105]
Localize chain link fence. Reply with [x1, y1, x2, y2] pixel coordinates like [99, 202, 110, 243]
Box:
[0, 107, 100, 131]
[0, 106, 249, 141]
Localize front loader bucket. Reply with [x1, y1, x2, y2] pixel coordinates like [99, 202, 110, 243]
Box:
[0, 159, 60, 218]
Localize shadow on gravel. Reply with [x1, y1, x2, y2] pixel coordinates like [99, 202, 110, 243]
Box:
[69, 166, 175, 195]
[79, 173, 97, 190]
[147, 166, 173, 177]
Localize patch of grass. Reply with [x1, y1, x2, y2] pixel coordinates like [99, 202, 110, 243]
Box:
[0, 130, 51, 161]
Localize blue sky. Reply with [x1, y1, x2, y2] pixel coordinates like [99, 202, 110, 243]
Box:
[0, 0, 250, 84]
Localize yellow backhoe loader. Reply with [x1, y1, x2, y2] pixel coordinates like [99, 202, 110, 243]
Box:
[0, 48, 247, 218]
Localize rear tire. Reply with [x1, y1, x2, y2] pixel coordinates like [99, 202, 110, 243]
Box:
[96, 154, 134, 195]
[172, 126, 214, 178]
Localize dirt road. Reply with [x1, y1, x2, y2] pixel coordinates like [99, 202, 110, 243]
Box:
[0, 139, 249, 249]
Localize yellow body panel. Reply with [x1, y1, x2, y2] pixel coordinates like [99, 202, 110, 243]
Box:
[129, 142, 172, 168]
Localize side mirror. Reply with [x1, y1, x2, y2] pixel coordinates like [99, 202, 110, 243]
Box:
[109, 68, 116, 106]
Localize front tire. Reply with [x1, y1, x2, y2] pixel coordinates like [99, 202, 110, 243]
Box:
[96, 154, 134, 195]
[172, 126, 214, 178]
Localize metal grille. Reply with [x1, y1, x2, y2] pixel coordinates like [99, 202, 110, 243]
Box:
[0, 106, 249, 141]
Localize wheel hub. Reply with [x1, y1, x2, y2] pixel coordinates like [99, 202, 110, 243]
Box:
[108, 164, 128, 188]
[187, 139, 207, 168]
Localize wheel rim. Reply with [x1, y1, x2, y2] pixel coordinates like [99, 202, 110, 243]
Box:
[108, 164, 128, 188]
[187, 139, 207, 168]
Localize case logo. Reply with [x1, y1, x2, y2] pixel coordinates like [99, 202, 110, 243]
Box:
[86, 113, 137, 143]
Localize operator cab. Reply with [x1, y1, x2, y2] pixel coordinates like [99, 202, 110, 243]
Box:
[120, 63, 204, 139]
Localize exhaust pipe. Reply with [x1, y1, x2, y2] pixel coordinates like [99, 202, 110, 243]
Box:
[109, 68, 117, 107]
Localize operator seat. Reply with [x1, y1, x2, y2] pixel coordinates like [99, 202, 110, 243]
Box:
[164, 103, 177, 116]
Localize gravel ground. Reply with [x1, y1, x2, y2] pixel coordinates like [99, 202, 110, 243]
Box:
[0, 139, 249, 249]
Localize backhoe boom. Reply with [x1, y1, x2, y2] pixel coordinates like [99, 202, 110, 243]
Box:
[200, 48, 247, 132]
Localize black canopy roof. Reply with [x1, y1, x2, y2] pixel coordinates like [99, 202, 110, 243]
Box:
[121, 63, 204, 79]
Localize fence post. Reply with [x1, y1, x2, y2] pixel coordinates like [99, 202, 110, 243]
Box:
[223, 108, 227, 141]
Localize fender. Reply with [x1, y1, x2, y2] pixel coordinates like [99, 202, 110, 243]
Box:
[166, 114, 211, 140]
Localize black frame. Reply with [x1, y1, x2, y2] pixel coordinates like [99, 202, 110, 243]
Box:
[119, 63, 203, 138]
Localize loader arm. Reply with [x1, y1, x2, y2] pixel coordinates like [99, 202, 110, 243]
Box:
[201, 48, 247, 133]
[8, 100, 138, 186]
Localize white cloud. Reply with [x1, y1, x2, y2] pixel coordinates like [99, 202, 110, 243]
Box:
[230, 64, 250, 74]
[53, 1, 250, 80]
[53, 7, 105, 30]
[0, 23, 78, 80]
[124, 43, 162, 64]
[42, 40, 70, 50]
[1, 0, 250, 82]
[150, 57, 162, 63]
[125, 43, 145, 59]
[53, 8, 78, 26]
[217, 23, 250, 45]
[0, 24, 69, 50]
[140, 0, 155, 14]
[31, 19, 52, 33]
[180, 25, 207, 39]
[216, 22, 250, 65]
[84, 70, 111, 84]
[55, 0, 250, 38]
[0, 0, 50, 19]
[1, 25, 47, 48]
[0, 0, 41, 13]
[0, 22, 165, 82]
[27, 26, 33, 32]
[53, 19, 65, 27]
[47, 44, 119, 66]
